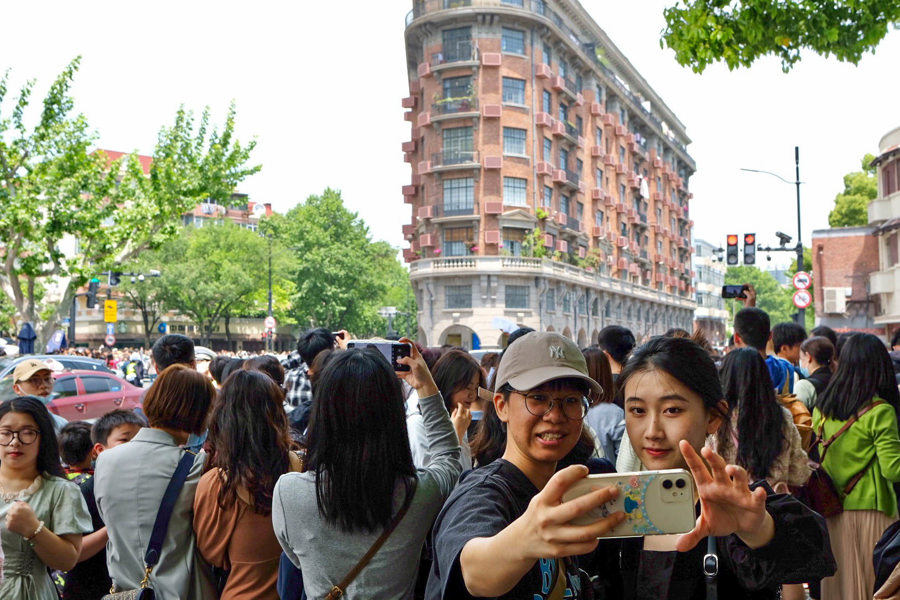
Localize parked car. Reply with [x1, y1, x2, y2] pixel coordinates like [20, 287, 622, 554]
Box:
[48, 370, 143, 422]
[0, 355, 113, 400]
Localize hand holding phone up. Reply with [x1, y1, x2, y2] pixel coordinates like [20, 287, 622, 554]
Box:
[395, 338, 438, 398]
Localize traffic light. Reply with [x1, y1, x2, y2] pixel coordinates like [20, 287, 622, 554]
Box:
[743, 233, 756, 265]
[726, 234, 739, 265]
[86, 278, 100, 308]
[108, 271, 122, 286]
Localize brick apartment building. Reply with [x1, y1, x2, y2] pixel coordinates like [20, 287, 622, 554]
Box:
[692, 239, 727, 344]
[402, 0, 696, 349]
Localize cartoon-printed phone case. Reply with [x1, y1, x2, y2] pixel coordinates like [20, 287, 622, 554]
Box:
[561, 469, 696, 537]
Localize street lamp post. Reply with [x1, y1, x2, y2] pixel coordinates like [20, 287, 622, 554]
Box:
[740, 146, 806, 326]
[267, 235, 273, 352]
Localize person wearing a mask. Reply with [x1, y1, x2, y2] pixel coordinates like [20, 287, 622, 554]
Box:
[12, 359, 68, 431]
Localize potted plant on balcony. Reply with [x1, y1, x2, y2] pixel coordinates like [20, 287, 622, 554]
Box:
[522, 227, 547, 259]
[535, 207, 549, 221]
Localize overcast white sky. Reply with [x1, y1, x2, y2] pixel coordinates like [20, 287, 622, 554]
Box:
[2, 1, 898, 267]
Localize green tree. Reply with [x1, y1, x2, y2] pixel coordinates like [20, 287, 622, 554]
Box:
[265, 188, 411, 337]
[724, 266, 794, 326]
[828, 154, 878, 227]
[662, 1, 900, 73]
[118, 253, 167, 348]
[0, 57, 260, 348]
[155, 222, 289, 346]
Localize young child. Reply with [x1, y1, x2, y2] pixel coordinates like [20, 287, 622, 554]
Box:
[59, 410, 143, 600]
[59, 423, 94, 484]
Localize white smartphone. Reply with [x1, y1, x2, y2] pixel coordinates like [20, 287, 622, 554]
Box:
[561, 469, 696, 537]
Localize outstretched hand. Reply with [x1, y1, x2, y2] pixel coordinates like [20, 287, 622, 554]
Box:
[513, 465, 626, 560]
[676, 441, 773, 552]
[396, 338, 439, 398]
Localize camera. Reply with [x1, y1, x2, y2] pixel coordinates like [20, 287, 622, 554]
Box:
[776, 231, 793, 246]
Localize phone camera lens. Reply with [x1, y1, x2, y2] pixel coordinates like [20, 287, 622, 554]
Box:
[662, 479, 673, 490]
[675, 479, 686, 489]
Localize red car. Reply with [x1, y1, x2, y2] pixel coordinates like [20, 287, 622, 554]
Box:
[49, 370, 143, 422]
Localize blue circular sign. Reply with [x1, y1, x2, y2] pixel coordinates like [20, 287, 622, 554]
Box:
[158, 323, 168, 333]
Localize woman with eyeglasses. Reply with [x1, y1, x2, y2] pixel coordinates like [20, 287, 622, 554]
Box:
[0, 396, 92, 599]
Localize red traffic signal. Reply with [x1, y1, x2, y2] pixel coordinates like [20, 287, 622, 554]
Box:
[743, 232, 756, 265]
[726, 234, 739, 265]
[744, 233, 755, 245]
[727, 234, 739, 246]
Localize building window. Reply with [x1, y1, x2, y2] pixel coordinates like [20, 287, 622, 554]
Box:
[560, 194, 570, 216]
[559, 147, 569, 171]
[444, 226, 473, 257]
[562, 292, 571, 313]
[543, 185, 552, 207]
[558, 102, 568, 124]
[575, 116, 583, 134]
[502, 0, 525, 5]
[542, 89, 551, 114]
[542, 42, 551, 65]
[575, 73, 583, 91]
[445, 285, 472, 309]
[619, 184, 626, 204]
[443, 178, 474, 215]
[501, 28, 525, 54]
[596, 168, 603, 187]
[595, 127, 603, 147]
[576, 201, 584, 222]
[543, 138, 552, 162]
[503, 127, 527, 156]
[503, 227, 525, 256]
[596, 84, 604, 105]
[503, 177, 528, 206]
[442, 126, 473, 163]
[578, 294, 586, 314]
[442, 27, 472, 63]
[619, 145, 626, 164]
[576, 158, 583, 176]
[502, 77, 526, 105]
[595, 210, 604, 227]
[559, 59, 568, 78]
[443, 75, 471, 100]
[591, 298, 599, 316]
[505, 285, 530, 308]
[546, 287, 556, 311]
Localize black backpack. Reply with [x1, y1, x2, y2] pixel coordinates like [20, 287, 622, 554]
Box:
[874, 520, 900, 595]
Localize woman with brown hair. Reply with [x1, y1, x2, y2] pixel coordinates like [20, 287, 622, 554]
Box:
[95, 364, 217, 599]
[582, 347, 621, 462]
[193, 369, 301, 599]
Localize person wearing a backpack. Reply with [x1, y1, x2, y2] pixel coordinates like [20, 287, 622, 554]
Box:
[794, 336, 834, 409]
[813, 333, 900, 600]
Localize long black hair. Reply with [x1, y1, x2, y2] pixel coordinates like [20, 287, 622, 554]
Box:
[818, 333, 900, 420]
[718, 348, 785, 480]
[617, 336, 729, 426]
[307, 348, 415, 533]
[208, 369, 291, 515]
[0, 397, 66, 479]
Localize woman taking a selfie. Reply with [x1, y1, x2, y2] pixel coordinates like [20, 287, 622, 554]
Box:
[272, 341, 461, 599]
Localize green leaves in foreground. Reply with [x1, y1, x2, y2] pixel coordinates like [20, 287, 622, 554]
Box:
[662, 1, 900, 73]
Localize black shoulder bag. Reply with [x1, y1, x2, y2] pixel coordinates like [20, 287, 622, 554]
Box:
[101, 450, 196, 600]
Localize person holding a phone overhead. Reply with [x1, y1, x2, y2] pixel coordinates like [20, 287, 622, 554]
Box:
[272, 339, 461, 599]
[426, 333, 835, 600]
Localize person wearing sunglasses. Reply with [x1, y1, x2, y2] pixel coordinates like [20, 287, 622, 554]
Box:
[0, 396, 92, 599]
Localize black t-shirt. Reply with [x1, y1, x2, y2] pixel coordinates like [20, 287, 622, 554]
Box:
[62, 475, 112, 600]
[425, 459, 586, 599]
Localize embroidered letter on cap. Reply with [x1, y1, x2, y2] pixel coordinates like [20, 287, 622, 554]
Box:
[549, 345, 564, 359]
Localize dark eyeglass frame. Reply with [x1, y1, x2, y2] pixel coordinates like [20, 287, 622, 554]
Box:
[510, 389, 590, 420]
[0, 428, 40, 446]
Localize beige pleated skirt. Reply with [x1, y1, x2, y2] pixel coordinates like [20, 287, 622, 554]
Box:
[821, 509, 897, 600]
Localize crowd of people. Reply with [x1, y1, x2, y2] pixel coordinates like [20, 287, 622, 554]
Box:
[4, 286, 900, 599]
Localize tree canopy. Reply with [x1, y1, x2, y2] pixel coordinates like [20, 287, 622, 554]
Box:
[0, 57, 260, 347]
[828, 154, 878, 227]
[263, 188, 416, 338]
[662, 1, 900, 73]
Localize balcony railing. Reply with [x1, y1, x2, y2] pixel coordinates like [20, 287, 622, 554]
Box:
[564, 168, 580, 186]
[563, 121, 579, 138]
[442, 202, 478, 216]
[432, 150, 480, 167]
[564, 217, 581, 232]
[563, 76, 578, 94]
[432, 97, 479, 115]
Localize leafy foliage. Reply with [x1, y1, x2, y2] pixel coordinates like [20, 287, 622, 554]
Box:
[662, 1, 900, 73]
[0, 57, 260, 347]
[828, 154, 878, 227]
[724, 266, 794, 325]
[264, 189, 416, 338]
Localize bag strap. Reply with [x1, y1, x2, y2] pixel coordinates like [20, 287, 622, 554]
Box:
[324, 478, 418, 600]
[704, 535, 718, 600]
[143, 450, 196, 573]
[818, 400, 886, 462]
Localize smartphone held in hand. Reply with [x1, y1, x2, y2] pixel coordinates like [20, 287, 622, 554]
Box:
[346, 340, 412, 371]
[721, 284, 747, 299]
[562, 469, 696, 537]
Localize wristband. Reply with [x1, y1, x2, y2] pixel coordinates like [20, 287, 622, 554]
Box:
[26, 520, 45, 546]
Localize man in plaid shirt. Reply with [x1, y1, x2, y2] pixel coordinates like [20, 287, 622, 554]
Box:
[280, 327, 338, 434]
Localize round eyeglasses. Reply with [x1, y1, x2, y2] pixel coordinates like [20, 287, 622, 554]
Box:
[511, 390, 590, 420]
[0, 428, 40, 446]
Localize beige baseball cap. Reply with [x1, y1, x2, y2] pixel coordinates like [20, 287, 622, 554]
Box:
[13, 359, 52, 383]
[494, 331, 601, 397]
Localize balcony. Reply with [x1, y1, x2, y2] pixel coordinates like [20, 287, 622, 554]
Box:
[430, 41, 476, 68]
[431, 97, 479, 120]
[442, 202, 478, 217]
[563, 168, 580, 189]
[431, 150, 480, 172]
[562, 216, 581, 233]
[563, 121, 579, 139]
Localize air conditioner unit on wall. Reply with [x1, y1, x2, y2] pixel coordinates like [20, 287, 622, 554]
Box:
[823, 287, 847, 314]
